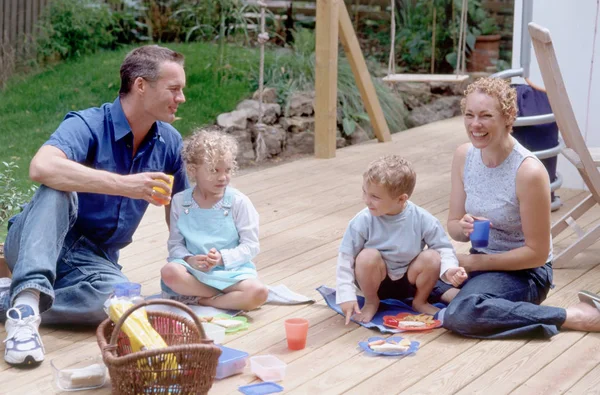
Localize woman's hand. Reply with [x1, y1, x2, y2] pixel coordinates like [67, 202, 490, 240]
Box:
[459, 214, 492, 238]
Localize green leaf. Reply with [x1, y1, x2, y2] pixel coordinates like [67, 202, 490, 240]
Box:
[343, 118, 357, 136]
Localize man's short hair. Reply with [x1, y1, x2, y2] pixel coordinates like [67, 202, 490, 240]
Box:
[363, 155, 416, 198]
[119, 45, 184, 97]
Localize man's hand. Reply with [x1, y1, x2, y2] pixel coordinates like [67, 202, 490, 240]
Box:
[207, 248, 223, 268]
[340, 301, 361, 325]
[185, 255, 210, 272]
[121, 172, 172, 205]
[444, 266, 468, 287]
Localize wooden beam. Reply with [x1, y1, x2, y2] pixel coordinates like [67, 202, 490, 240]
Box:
[338, 1, 391, 142]
[314, 0, 340, 159]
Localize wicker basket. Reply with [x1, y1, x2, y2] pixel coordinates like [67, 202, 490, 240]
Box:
[97, 299, 222, 395]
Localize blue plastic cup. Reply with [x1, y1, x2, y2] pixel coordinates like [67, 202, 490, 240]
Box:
[470, 219, 490, 248]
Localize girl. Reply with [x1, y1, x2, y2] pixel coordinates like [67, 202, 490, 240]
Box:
[161, 129, 268, 311]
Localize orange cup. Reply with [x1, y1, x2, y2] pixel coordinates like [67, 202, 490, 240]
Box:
[284, 318, 309, 350]
[152, 175, 174, 205]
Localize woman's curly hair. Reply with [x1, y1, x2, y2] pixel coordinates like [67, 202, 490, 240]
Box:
[181, 128, 239, 175]
[460, 77, 518, 129]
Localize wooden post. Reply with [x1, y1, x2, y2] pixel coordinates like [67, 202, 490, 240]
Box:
[314, 0, 340, 159]
[338, 1, 391, 142]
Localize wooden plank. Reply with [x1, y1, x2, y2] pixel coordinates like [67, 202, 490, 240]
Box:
[529, 23, 600, 203]
[314, 0, 339, 158]
[512, 333, 600, 395]
[9, 0, 17, 44]
[565, 362, 600, 395]
[383, 73, 470, 83]
[25, 0, 33, 37]
[338, 0, 392, 142]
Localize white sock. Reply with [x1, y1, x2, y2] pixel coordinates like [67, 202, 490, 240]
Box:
[13, 289, 41, 316]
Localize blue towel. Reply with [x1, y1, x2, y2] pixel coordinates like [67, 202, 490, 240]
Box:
[317, 285, 446, 334]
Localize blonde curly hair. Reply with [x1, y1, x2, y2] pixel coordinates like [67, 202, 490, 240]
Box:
[363, 155, 416, 198]
[460, 77, 518, 129]
[182, 128, 239, 176]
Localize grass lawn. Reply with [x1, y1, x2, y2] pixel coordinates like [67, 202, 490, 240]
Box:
[0, 42, 263, 194]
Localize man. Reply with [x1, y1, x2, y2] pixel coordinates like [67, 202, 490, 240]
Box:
[0, 45, 188, 366]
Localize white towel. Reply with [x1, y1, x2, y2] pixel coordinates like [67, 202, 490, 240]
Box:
[266, 284, 314, 305]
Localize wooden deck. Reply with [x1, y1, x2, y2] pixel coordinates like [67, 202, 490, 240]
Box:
[2, 116, 600, 394]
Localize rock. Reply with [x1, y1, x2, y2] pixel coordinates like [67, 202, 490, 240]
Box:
[391, 82, 432, 110]
[279, 116, 315, 133]
[252, 87, 278, 104]
[349, 125, 371, 145]
[336, 136, 347, 148]
[228, 129, 254, 165]
[254, 125, 286, 157]
[236, 100, 281, 125]
[406, 96, 462, 128]
[430, 81, 469, 96]
[217, 110, 248, 130]
[285, 131, 314, 155]
[287, 92, 314, 117]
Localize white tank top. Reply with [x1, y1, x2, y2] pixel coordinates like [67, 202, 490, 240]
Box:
[464, 140, 553, 261]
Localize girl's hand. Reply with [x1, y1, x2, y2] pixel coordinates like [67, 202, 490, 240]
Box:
[185, 255, 211, 272]
[206, 248, 223, 268]
[459, 214, 492, 238]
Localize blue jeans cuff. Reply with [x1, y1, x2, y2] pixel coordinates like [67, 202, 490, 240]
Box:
[11, 282, 54, 313]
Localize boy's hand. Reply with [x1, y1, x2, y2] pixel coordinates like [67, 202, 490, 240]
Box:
[444, 266, 468, 287]
[340, 301, 361, 325]
[185, 255, 210, 272]
[207, 248, 223, 268]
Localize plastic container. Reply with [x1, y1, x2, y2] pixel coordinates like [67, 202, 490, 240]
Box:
[215, 345, 249, 379]
[202, 322, 226, 344]
[238, 382, 284, 395]
[51, 354, 107, 391]
[112, 282, 142, 298]
[250, 355, 287, 382]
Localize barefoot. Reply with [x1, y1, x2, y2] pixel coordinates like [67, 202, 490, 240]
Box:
[441, 288, 460, 304]
[412, 301, 440, 315]
[563, 302, 600, 332]
[354, 300, 380, 323]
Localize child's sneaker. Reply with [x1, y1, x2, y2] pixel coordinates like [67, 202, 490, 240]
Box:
[3, 305, 45, 366]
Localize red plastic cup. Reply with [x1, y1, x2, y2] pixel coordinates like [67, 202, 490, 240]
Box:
[284, 318, 309, 350]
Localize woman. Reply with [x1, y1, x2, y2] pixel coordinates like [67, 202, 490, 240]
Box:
[436, 77, 600, 338]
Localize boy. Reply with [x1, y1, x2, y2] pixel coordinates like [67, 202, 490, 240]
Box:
[336, 155, 467, 324]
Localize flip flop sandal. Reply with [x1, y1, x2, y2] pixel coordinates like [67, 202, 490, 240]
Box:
[578, 290, 600, 310]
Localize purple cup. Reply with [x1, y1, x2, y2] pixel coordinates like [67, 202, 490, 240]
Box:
[470, 219, 490, 248]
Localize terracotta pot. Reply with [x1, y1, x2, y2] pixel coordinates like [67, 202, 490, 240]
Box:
[468, 34, 501, 72]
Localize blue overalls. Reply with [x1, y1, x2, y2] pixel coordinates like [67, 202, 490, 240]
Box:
[161, 187, 257, 295]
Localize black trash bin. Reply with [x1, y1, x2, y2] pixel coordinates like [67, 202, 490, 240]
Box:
[511, 84, 559, 204]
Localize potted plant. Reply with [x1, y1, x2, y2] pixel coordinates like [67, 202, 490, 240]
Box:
[0, 162, 35, 278]
[467, 3, 501, 72]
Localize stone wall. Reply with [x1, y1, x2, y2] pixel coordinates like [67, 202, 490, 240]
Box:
[211, 82, 465, 167]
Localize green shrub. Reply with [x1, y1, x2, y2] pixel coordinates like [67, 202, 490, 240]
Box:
[262, 28, 407, 137]
[0, 163, 35, 233]
[36, 0, 116, 61]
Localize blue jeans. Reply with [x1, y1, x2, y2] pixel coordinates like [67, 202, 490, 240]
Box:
[2, 186, 128, 325]
[432, 260, 566, 339]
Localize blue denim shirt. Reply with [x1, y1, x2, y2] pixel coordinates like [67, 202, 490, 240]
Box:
[43, 97, 188, 262]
